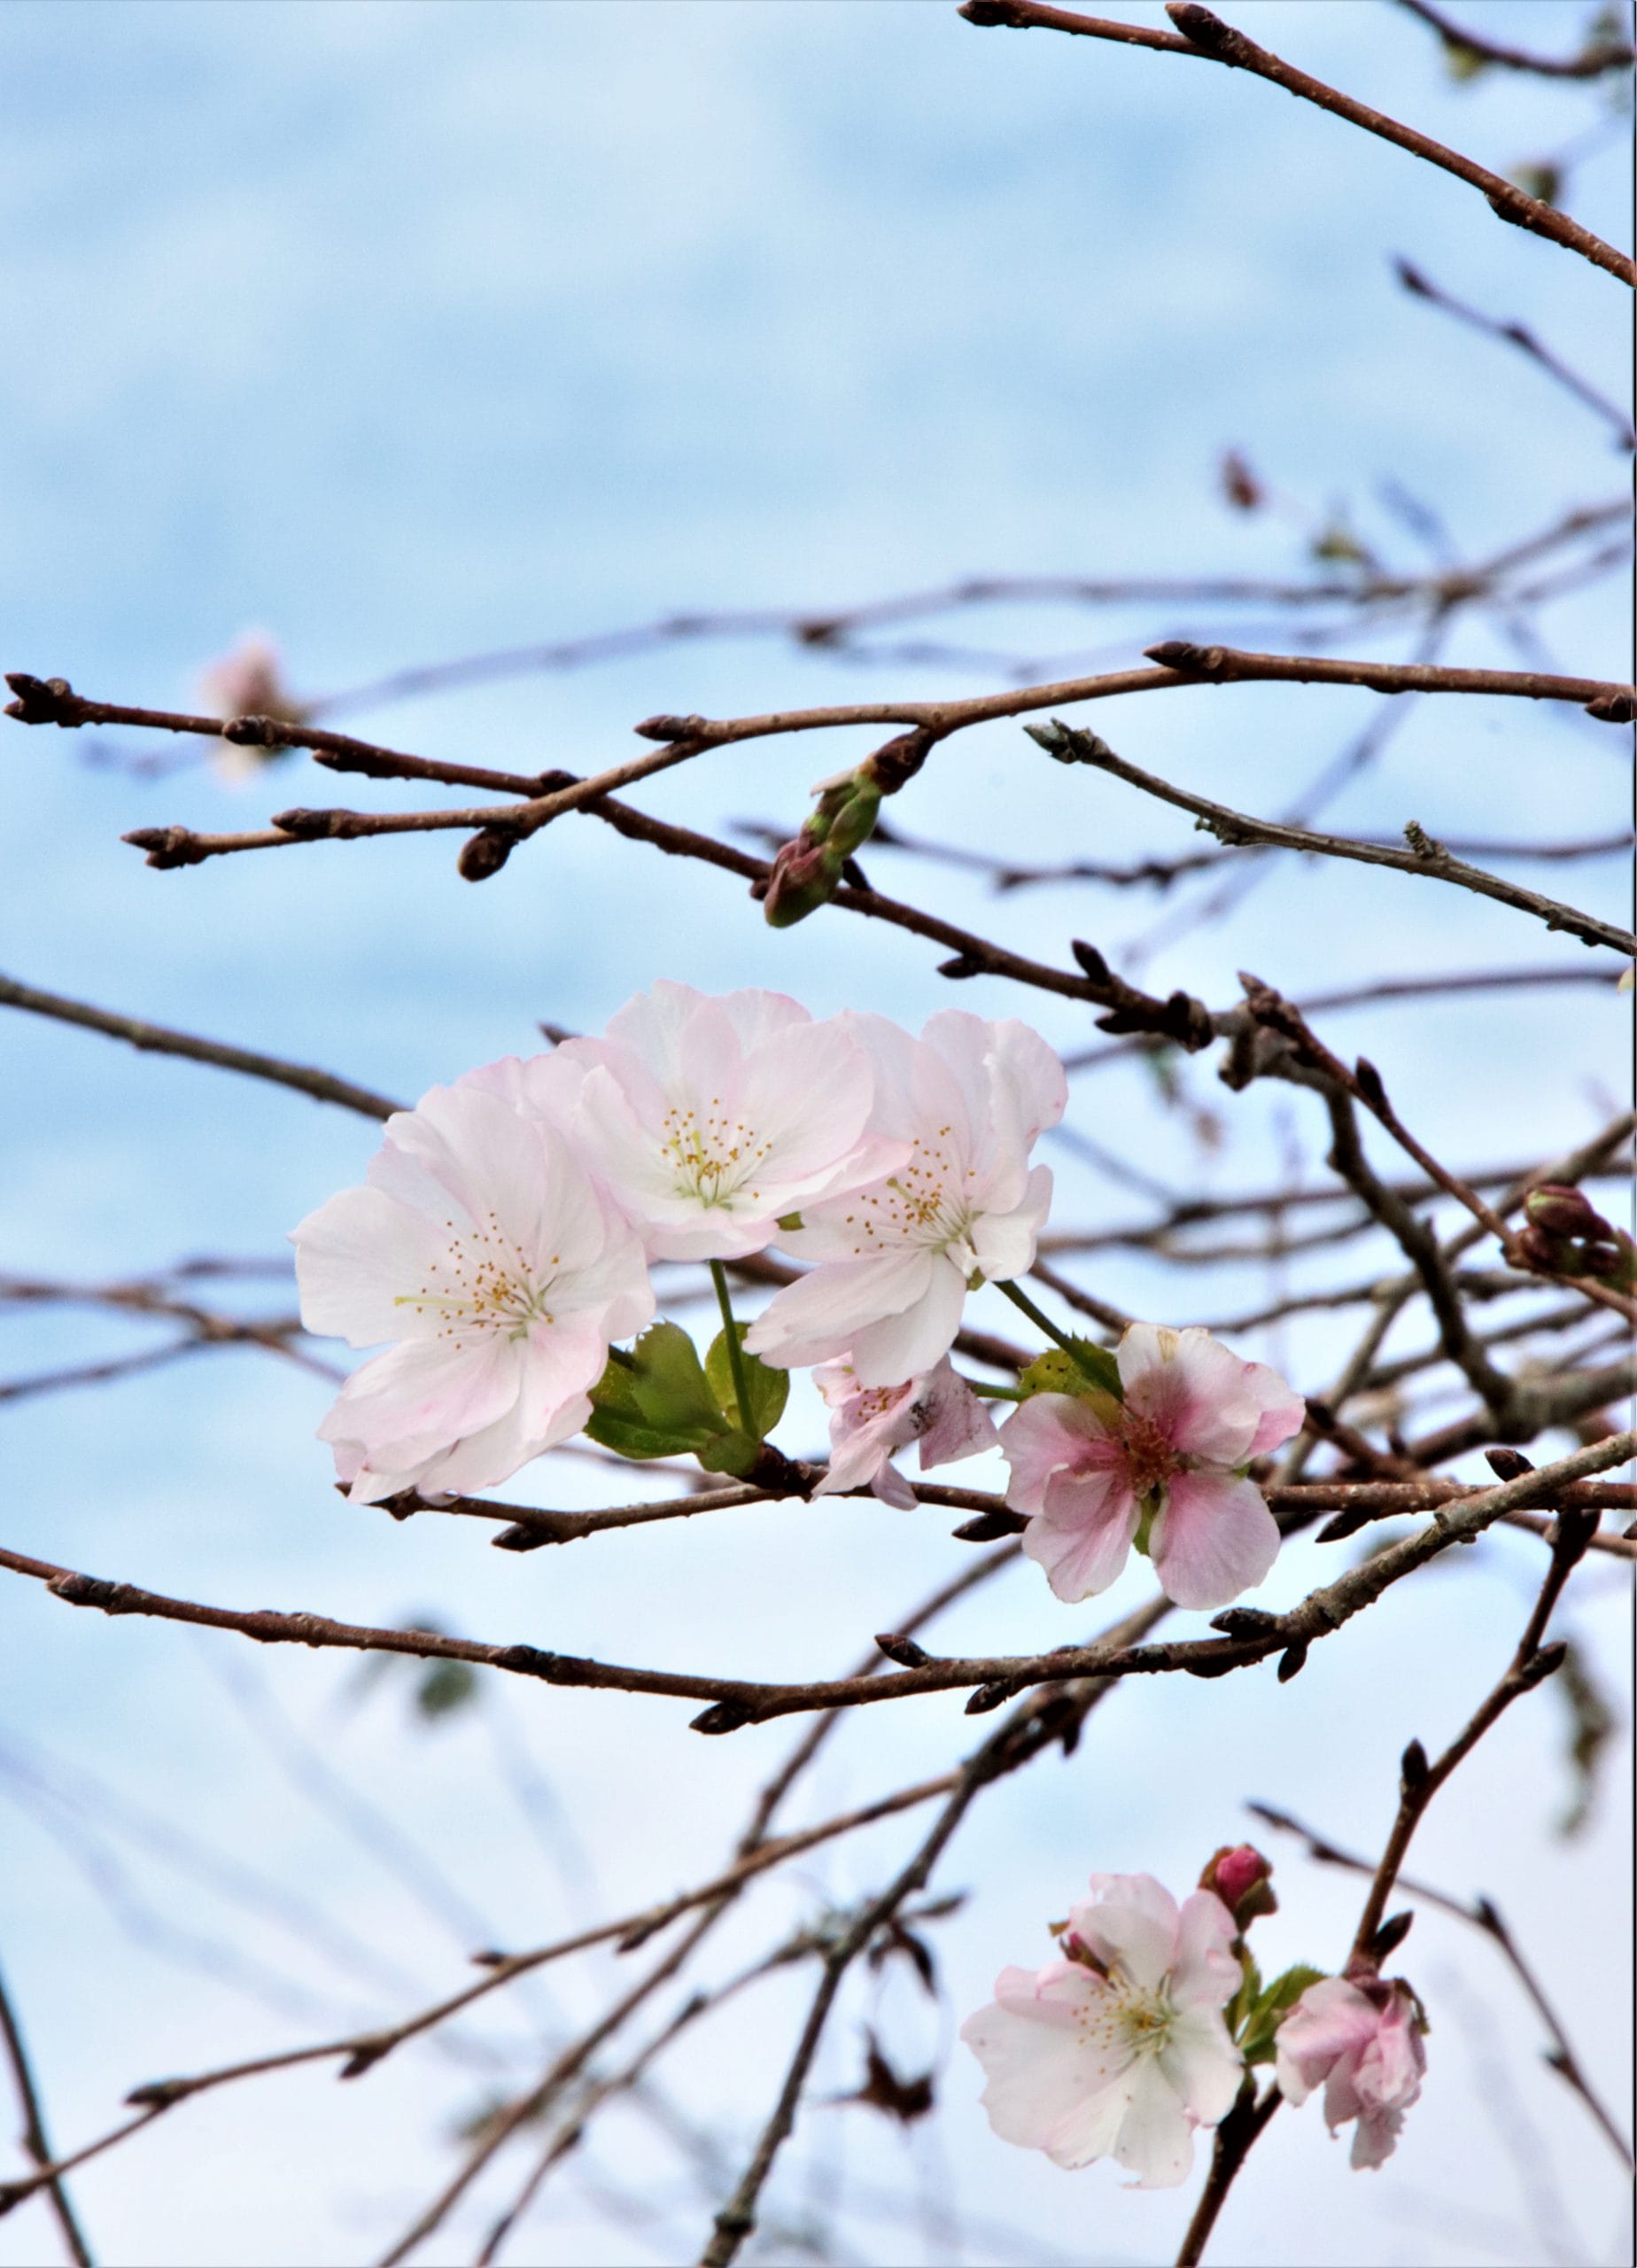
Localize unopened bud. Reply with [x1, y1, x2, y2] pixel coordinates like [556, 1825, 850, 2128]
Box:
[1525, 1184, 1614, 1242]
[761, 835, 838, 928]
[1199, 1843, 1277, 1927]
[1512, 1223, 1561, 1270]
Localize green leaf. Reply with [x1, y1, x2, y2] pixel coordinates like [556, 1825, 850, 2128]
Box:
[585, 1324, 733, 1461]
[1228, 1951, 1263, 2039]
[696, 1429, 763, 1478]
[1018, 1339, 1123, 1406]
[1240, 1962, 1328, 2064]
[415, 1659, 478, 1720]
[706, 1324, 789, 1439]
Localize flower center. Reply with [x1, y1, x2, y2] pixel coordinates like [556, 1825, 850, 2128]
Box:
[1072, 1971, 1178, 2077]
[660, 1096, 772, 1211]
[395, 1211, 560, 1341]
[1120, 1406, 1180, 1502]
[834, 1130, 981, 1262]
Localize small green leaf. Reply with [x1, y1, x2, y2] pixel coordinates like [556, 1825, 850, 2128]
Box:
[415, 1660, 478, 1720]
[705, 1324, 789, 1439]
[696, 1430, 763, 1478]
[1240, 1962, 1327, 2063]
[585, 1324, 732, 1460]
[1228, 1952, 1263, 2039]
[1018, 1339, 1123, 1406]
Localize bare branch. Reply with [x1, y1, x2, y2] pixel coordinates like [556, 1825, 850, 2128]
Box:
[959, 0, 1637, 285]
[1039, 724, 1637, 957]
[0, 971, 401, 1122]
[1393, 0, 1635, 82]
[0, 1961, 95, 2267]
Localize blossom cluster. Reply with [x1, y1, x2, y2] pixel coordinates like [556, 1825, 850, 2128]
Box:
[961, 1859, 1427, 2190]
[291, 982, 1302, 1612]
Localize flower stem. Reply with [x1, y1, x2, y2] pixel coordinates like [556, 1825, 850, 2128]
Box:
[965, 1380, 1026, 1402]
[996, 1278, 1109, 1385]
[709, 1259, 756, 1434]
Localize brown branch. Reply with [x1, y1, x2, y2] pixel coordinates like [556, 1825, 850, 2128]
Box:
[6, 1435, 1629, 1732]
[0, 1960, 94, 2267]
[1237, 979, 1637, 1324]
[1352, 1511, 1603, 1963]
[1393, 0, 1635, 82]
[1175, 2076, 1283, 2268]
[1395, 259, 1637, 452]
[1038, 725, 1637, 956]
[1141, 639, 1634, 715]
[959, 0, 1636, 285]
[0, 970, 401, 1122]
[0, 1772, 967, 2224]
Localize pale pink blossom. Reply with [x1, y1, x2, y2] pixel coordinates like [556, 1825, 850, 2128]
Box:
[291, 1080, 653, 1503]
[198, 632, 298, 721]
[812, 1354, 999, 1508]
[999, 1324, 1303, 1610]
[961, 1873, 1243, 2188]
[746, 1010, 1067, 1386]
[196, 633, 303, 781]
[1275, 1975, 1426, 2169]
[558, 983, 904, 1263]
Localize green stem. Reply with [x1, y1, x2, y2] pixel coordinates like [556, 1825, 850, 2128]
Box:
[709, 1259, 756, 1434]
[966, 1380, 1027, 1402]
[995, 1278, 1109, 1386]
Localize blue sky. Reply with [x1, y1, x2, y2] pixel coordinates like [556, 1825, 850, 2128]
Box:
[1, 5, 1631, 2264]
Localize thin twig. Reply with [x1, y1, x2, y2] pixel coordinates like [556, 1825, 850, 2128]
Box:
[0, 1961, 95, 2267]
[958, 0, 1637, 284]
[5, 1435, 1629, 1730]
[1393, 0, 1635, 82]
[1040, 726, 1637, 957]
[0, 971, 401, 1122]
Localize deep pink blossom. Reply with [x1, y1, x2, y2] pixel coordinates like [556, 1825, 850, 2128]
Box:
[961, 1874, 1243, 2187]
[747, 1010, 1067, 1385]
[1275, 1975, 1427, 2169]
[999, 1323, 1303, 1609]
[291, 1080, 653, 1502]
[812, 1355, 998, 1508]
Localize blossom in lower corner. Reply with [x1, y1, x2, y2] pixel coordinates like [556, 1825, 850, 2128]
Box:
[961, 1873, 1244, 2188]
[998, 1323, 1304, 1609]
[746, 1009, 1067, 1385]
[811, 1355, 999, 1508]
[1274, 1974, 1427, 2169]
[559, 981, 906, 1262]
[291, 1080, 654, 1502]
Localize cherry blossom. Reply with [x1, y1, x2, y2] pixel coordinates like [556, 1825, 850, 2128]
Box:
[560, 982, 904, 1262]
[745, 1009, 1067, 1385]
[291, 1079, 653, 1502]
[1274, 1974, 1427, 2169]
[811, 1354, 999, 1508]
[999, 1323, 1304, 1610]
[197, 632, 296, 722]
[961, 1873, 1243, 2187]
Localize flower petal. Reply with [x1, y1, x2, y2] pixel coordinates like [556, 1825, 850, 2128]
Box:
[1112, 2053, 1197, 2189]
[1151, 1470, 1281, 1611]
[1021, 1464, 1139, 1603]
[1072, 1875, 1181, 1995]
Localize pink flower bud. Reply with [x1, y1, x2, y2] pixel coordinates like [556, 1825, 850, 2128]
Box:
[1199, 1844, 1277, 1926]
